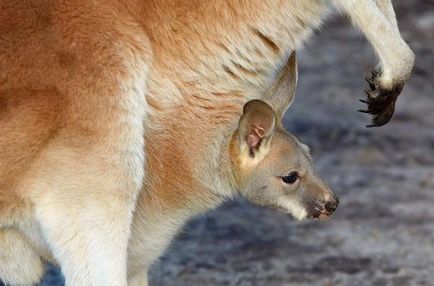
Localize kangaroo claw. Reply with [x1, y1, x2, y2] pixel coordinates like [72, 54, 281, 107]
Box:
[359, 70, 404, 127]
[365, 76, 376, 90]
[358, 109, 370, 114]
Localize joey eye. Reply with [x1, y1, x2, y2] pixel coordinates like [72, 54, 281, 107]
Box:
[282, 172, 299, 184]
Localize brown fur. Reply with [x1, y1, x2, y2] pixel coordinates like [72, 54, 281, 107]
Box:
[0, 1, 412, 285]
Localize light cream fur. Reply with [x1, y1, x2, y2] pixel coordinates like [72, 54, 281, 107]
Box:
[0, 229, 45, 286]
[334, 0, 414, 88]
[0, 1, 412, 285]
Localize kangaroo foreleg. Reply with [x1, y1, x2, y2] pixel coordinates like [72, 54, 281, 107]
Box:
[373, 0, 399, 33]
[334, 0, 415, 127]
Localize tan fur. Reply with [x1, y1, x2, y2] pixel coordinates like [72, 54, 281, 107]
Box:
[0, 1, 411, 285]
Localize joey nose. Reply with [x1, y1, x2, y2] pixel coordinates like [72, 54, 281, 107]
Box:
[325, 196, 339, 213]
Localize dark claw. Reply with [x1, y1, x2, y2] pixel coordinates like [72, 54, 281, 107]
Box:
[359, 69, 405, 127]
[365, 76, 376, 89]
[358, 109, 370, 113]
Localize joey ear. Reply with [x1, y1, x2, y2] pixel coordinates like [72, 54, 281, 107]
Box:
[264, 51, 298, 120]
[238, 100, 277, 160]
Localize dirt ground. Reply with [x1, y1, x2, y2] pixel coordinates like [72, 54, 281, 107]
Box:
[10, 0, 434, 285]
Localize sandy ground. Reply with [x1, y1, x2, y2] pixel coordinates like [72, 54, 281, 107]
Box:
[4, 0, 433, 285]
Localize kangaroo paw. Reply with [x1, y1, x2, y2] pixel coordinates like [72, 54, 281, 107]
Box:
[358, 70, 403, 127]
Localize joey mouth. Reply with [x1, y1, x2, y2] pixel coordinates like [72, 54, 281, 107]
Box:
[308, 207, 334, 220]
[266, 196, 339, 221]
[307, 197, 339, 220]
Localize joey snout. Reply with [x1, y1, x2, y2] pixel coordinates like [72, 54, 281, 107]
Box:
[307, 195, 339, 220]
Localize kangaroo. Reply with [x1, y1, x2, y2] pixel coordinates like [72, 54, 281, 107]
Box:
[0, 1, 412, 285]
[0, 52, 339, 286]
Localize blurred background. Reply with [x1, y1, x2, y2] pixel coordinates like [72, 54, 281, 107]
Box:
[32, 0, 434, 285]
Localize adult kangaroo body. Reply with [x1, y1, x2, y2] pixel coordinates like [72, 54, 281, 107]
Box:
[0, 0, 413, 285]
